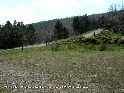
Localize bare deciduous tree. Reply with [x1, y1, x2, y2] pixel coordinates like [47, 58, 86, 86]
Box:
[42, 25, 51, 47]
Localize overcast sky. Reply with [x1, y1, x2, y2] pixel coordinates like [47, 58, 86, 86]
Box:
[0, 0, 123, 24]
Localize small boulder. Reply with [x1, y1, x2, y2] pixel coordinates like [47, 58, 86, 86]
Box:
[117, 37, 124, 44]
[110, 38, 118, 44]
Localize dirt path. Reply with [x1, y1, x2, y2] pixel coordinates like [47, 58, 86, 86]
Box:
[0, 29, 103, 51]
[20, 43, 46, 49]
[83, 29, 103, 38]
[24, 29, 103, 48]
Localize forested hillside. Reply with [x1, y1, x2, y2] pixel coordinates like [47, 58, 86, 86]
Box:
[30, 8, 124, 43]
[1, 3, 124, 49]
[29, 13, 105, 43]
[30, 17, 74, 43]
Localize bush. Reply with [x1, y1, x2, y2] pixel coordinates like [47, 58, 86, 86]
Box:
[66, 43, 74, 50]
[98, 44, 107, 51]
[50, 43, 60, 51]
[95, 31, 112, 44]
[83, 37, 100, 44]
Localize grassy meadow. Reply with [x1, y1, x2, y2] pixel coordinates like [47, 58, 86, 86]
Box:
[0, 43, 124, 93]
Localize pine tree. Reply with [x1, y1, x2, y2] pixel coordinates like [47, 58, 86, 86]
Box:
[98, 15, 107, 28]
[72, 14, 90, 35]
[27, 24, 37, 45]
[72, 16, 80, 35]
[54, 20, 68, 40]
[2, 21, 13, 49]
[0, 21, 37, 49]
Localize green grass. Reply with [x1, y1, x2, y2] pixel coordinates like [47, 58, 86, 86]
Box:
[0, 43, 124, 93]
[51, 29, 124, 48]
[0, 29, 124, 92]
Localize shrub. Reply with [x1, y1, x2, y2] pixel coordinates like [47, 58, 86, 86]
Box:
[50, 43, 60, 51]
[95, 31, 112, 44]
[66, 43, 74, 50]
[98, 44, 107, 51]
[83, 37, 99, 44]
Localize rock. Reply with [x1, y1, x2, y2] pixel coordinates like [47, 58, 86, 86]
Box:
[121, 89, 124, 92]
[118, 89, 124, 93]
[117, 37, 124, 44]
[110, 38, 118, 44]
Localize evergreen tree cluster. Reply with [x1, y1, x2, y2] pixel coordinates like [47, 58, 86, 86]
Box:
[53, 15, 108, 41]
[54, 20, 68, 40]
[72, 14, 108, 35]
[0, 21, 37, 49]
[72, 14, 90, 35]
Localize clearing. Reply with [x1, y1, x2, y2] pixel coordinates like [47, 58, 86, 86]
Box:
[0, 43, 124, 93]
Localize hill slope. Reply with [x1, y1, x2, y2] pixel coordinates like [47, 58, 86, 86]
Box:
[0, 41, 124, 93]
[30, 13, 106, 43]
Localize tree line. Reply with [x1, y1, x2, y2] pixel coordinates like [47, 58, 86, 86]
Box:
[53, 14, 108, 40]
[1, 3, 123, 49]
[0, 21, 37, 49]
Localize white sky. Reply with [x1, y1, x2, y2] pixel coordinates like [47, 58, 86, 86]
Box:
[0, 0, 123, 24]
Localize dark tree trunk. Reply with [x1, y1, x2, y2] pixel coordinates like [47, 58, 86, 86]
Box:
[22, 44, 23, 51]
